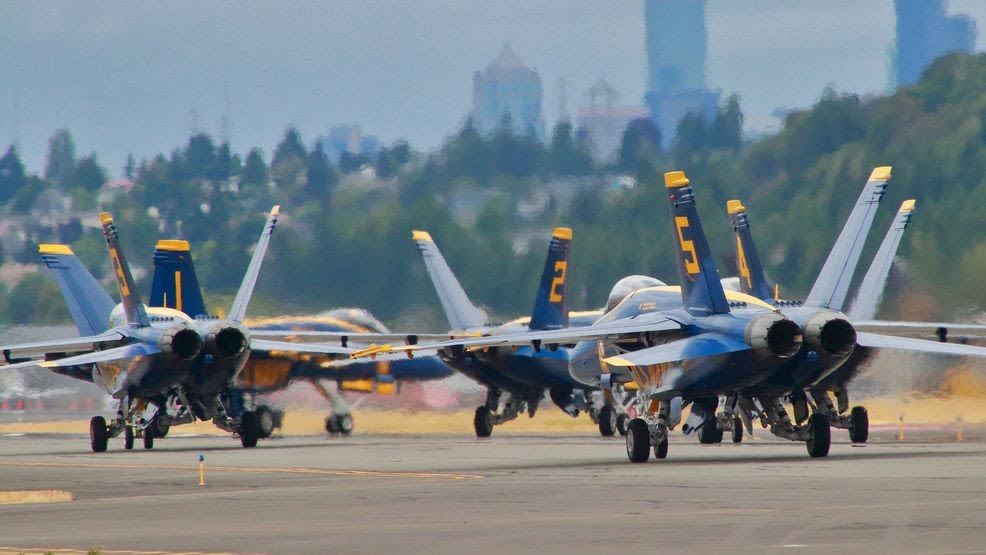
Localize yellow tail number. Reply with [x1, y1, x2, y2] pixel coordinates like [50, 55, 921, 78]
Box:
[674, 216, 700, 276]
[109, 248, 130, 297]
[549, 260, 568, 302]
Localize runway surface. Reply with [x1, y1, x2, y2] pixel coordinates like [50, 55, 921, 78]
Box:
[1, 431, 985, 554]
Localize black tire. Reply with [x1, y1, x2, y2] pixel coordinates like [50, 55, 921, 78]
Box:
[626, 418, 651, 463]
[807, 413, 831, 458]
[325, 415, 340, 434]
[731, 416, 743, 444]
[473, 406, 494, 438]
[698, 418, 718, 444]
[143, 427, 154, 450]
[153, 417, 170, 438]
[598, 405, 617, 437]
[124, 425, 134, 450]
[257, 405, 275, 439]
[714, 425, 724, 443]
[89, 416, 108, 453]
[240, 411, 260, 448]
[849, 406, 869, 443]
[654, 436, 669, 459]
[616, 413, 629, 436]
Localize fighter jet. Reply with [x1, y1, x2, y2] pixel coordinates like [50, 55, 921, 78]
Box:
[1, 207, 353, 451]
[147, 240, 452, 438]
[726, 177, 986, 454]
[409, 228, 627, 437]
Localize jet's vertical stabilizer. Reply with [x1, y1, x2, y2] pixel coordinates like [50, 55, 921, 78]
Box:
[412, 230, 486, 331]
[805, 166, 892, 309]
[38, 244, 116, 336]
[848, 199, 916, 321]
[664, 171, 730, 316]
[149, 240, 208, 318]
[727, 200, 774, 302]
[227, 206, 280, 323]
[100, 212, 151, 328]
[528, 227, 572, 331]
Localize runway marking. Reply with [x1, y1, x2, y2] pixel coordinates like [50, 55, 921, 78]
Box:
[0, 460, 482, 481]
[0, 489, 73, 504]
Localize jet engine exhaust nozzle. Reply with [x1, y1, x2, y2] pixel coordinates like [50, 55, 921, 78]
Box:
[159, 325, 204, 361]
[204, 322, 250, 358]
[746, 314, 803, 359]
[819, 318, 856, 358]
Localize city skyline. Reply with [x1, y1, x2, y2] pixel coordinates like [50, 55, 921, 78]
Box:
[3, 1, 985, 177]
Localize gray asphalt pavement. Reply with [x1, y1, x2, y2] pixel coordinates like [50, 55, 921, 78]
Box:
[0, 432, 984, 554]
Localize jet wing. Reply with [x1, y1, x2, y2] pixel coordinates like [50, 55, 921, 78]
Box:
[354, 314, 685, 358]
[855, 332, 986, 357]
[40, 343, 161, 368]
[854, 321, 986, 338]
[249, 330, 455, 346]
[250, 339, 355, 356]
[0, 330, 129, 357]
[603, 333, 750, 367]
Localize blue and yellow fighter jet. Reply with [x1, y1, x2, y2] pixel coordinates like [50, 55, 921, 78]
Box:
[147, 240, 452, 438]
[727, 186, 986, 449]
[0, 207, 354, 451]
[410, 228, 630, 437]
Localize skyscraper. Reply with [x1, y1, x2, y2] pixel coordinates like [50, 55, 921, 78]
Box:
[642, 0, 719, 146]
[893, 0, 977, 87]
[471, 44, 544, 136]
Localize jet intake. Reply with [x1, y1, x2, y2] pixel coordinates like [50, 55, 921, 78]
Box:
[805, 312, 857, 358]
[203, 322, 250, 358]
[746, 314, 802, 359]
[159, 324, 203, 361]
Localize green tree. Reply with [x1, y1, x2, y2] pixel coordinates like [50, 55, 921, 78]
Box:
[72, 154, 108, 191]
[304, 145, 337, 200]
[45, 128, 76, 187]
[241, 148, 268, 187]
[618, 118, 662, 171]
[547, 121, 593, 175]
[0, 145, 27, 203]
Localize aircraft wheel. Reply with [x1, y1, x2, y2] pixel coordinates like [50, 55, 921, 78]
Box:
[598, 405, 617, 437]
[714, 424, 724, 443]
[89, 416, 108, 453]
[143, 427, 154, 450]
[807, 413, 831, 458]
[653, 436, 669, 459]
[336, 414, 354, 436]
[124, 425, 134, 450]
[698, 419, 718, 444]
[153, 417, 170, 438]
[849, 406, 869, 443]
[325, 415, 340, 434]
[625, 418, 651, 463]
[257, 405, 275, 439]
[616, 413, 629, 436]
[474, 406, 494, 438]
[731, 416, 743, 444]
[239, 411, 260, 448]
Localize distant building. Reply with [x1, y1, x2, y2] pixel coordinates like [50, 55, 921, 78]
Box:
[893, 0, 977, 87]
[472, 44, 544, 135]
[576, 78, 648, 161]
[642, 0, 720, 146]
[320, 125, 380, 163]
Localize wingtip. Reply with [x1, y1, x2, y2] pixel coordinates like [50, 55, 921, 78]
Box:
[726, 200, 746, 215]
[664, 171, 690, 188]
[869, 166, 892, 182]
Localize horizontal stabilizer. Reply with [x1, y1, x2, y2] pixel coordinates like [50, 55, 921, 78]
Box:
[854, 320, 986, 336]
[603, 333, 750, 367]
[0, 330, 128, 357]
[250, 330, 454, 346]
[0, 359, 46, 371]
[250, 338, 354, 356]
[40, 343, 160, 368]
[855, 332, 986, 357]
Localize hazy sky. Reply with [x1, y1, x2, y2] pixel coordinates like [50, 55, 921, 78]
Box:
[2, 1, 984, 177]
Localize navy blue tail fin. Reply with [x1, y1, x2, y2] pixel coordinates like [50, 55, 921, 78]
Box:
[664, 171, 730, 316]
[528, 227, 572, 331]
[149, 239, 208, 318]
[727, 200, 775, 302]
[100, 212, 151, 327]
[39, 244, 116, 336]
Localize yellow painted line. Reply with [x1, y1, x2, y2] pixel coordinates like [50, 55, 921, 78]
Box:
[0, 489, 73, 504]
[0, 460, 482, 481]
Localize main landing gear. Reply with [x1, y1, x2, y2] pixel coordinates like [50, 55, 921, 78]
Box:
[473, 388, 534, 438]
[810, 389, 868, 444]
[756, 396, 831, 458]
